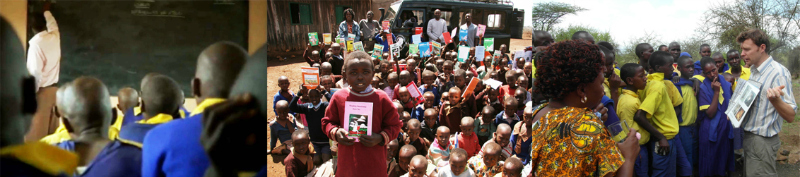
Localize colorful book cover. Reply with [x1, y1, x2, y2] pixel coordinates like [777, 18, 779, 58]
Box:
[477, 24, 486, 37]
[354, 41, 365, 52]
[336, 38, 346, 48]
[442, 32, 453, 44]
[387, 34, 394, 47]
[412, 34, 421, 44]
[458, 46, 469, 62]
[346, 40, 354, 52]
[372, 44, 384, 59]
[462, 77, 480, 98]
[475, 46, 485, 61]
[415, 27, 423, 35]
[347, 34, 356, 41]
[308, 32, 319, 46]
[406, 82, 423, 102]
[513, 51, 525, 69]
[343, 101, 373, 142]
[459, 28, 468, 41]
[323, 33, 332, 45]
[484, 38, 494, 51]
[431, 41, 442, 54]
[419, 42, 431, 58]
[409, 44, 419, 55]
[301, 67, 319, 89]
[394, 64, 408, 72]
[382, 20, 391, 33]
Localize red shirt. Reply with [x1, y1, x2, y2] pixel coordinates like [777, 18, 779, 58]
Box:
[453, 132, 481, 157]
[498, 85, 517, 105]
[322, 88, 403, 177]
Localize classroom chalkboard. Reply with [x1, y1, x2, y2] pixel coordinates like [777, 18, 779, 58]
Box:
[33, 0, 248, 96]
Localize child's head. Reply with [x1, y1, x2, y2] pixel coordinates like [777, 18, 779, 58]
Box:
[307, 89, 321, 105]
[407, 119, 422, 141]
[648, 51, 674, 75]
[448, 87, 462, 104]
[425, 63, 438, 73]
[668, 42, 682, 60]
[505, 70, 517, 88]
[61, 77, 113, 137]
[394, 101, 405, 117]
[494, 123, 512, 148]
[474, 80, 485, 92]
[387, 139, 400, 160]
[278, 76, 290, 91]
[311, 50, 321, 60]
[516, 76, 529, 90]
[372, 57, 380, 66]
[141, 75, 182, 118]
[487, 87, 499, 102]
[635, 43, 654, 71]
[516, 57, 525, 69]
[320, 75, 334, 91]
[424, 108, 438, 126]
[523, 106, 534, 124]
[398, 86, 412, 102]
[436, 126, 451, 147]
[465, 70, 474, 82]
[502, 157, 524, 177]
[482, 106, 497, 122]
[436, 59, 445, 72]
[398, 145, 418, 171]
[331, 43, 342, 56]
[598, 44, 616, 77]
[398, 59, 407, 65]
[503, 96, 519, 116]
[399, 70, 412, 86]
[449, 148, 469, 176]
[343, 51, 374, 92]
[380, 60, 391, 74]
[117, 87, 140, 112]
[712, 52, 726, 72]
[401, 111, 412, 128]
[677, 56, 695, 78]
[443, 61, 454, 75]
[441, 91, 450, 104]
[275, 100, 290, 120]
[700, 56, 719, 81]
[408, 155, 429, 177]
[407, 59, 417, 70]
[488, 71, 498, 81]
[722, 73, 735, 83]
[291, 130, 311, 155]
[620, 63, 647, 91]
[484, 55, 494, 66]
[469, 47, 476, 57]
[383, 53, 390, 61]
[388, 72, 399, 87]
[422, 70, 435, 85]
[460, 117, 475, 136]
[453, 70, 467, 87]
[523, 62, 533, 76]
[423, 91, 435, 108]
[321, 62, 333, 76]
[513, 88, 527, 108]
[325, 52, 334, 61]
[500, 44, 508, 53]
[726, 49, 741, 70]
[699, 44, 712, 57]
[482, 142, 502, 167]
[372, 76, 381, 89]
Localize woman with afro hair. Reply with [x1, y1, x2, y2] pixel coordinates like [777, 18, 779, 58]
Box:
[527, 40, 640, 177]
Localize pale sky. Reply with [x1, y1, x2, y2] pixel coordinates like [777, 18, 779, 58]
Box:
[511, 0, 732, 49]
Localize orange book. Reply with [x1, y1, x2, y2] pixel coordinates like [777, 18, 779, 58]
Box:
[462, 77, 480, 98]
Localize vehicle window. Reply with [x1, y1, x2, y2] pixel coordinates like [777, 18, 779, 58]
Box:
[397, 9, 425, 28]
[439, 10, 453, 27]
[487, 13, 503, 29]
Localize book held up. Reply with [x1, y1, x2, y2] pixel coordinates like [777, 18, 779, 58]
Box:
[343, 101, 374, 142]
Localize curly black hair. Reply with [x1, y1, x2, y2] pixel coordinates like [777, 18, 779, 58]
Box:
[343, 8, 356, 21]
[534, 40, 604, 100]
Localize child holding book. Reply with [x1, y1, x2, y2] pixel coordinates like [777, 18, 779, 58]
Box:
[321, 51, 403, 177]
[290, 85, 332, 165]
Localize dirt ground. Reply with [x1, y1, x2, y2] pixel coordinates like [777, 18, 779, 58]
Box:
[265, 38, 800, 176]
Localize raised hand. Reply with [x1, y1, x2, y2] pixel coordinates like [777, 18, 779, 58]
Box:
[767, 85, 786, 102]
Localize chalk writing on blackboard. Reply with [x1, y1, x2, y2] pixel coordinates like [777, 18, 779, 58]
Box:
[133, 2, 151, 9]
[131, 9, 184, 18]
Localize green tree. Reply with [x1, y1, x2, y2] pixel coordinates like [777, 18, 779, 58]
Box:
[699, 0, 800, 53]
[531, 2, 586, 31]
[617, 32, 662, 65]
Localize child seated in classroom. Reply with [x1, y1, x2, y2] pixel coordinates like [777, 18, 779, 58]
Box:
[419, 108, 439, 142]
[428, 126, 454, 167]
[273, 76, 296, 116]
[440, 87, 467, 132]
[396, 86, 418, 113]
[399, 119, 430, 156]
[412, 91, 437, 121]
[284, 130, 314, 177]
[321, 51, 403, 177]
[268, 100, 298, 155]
[468, 142, 504, 176]
[475, 106, 497, 145]
[452, 117, 481, 158]
[494, 97, 520, 127]
[391, 145, 418, 177]
[437, 148, 475, 177]
[618, 63, 651, 177]
[289, 86, 333, 165]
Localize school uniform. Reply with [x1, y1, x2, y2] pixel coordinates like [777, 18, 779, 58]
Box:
[0, 142, 78, 177]
[474, 116, 496, 145]
[410, 103, 432, 121]
[617, 89, 650, 177]
[639, 73, 682, 177]
[398, 132, 430, 156]
[509, 129, 532, 165]
[273, 90, 296, 116]
[694, 61, 729, 75]
[673, 77, 700, 171]
[439, 102, 468, 133]
[420, 120, 439, 142]
[600, 96, 620, 126]
[140, 98, 226, 177]
[697, 75, 735, 176]
[330, 55, 345, 75]
[452, 132, 481, 157]
[419, 84, 442, 107]
[497, 85, 518, 105]
[494, 111, 519, 128]
[289, 95, 331, 155]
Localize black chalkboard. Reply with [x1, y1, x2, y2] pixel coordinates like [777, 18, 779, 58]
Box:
[32, 0, 248, 96]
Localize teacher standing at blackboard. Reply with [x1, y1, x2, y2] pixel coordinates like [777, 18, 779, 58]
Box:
[334, 8, 359, 75]
[25, 2, 62, 142]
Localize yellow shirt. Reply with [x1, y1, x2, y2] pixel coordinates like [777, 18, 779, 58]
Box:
[725, 67, 751, 91]
[617, 90, 650, 145]
[190, 98, 227, 116]
[678, 85, 698, 126]
[136, 113, 175, 124]
[639, 73, 680, 139]
[0, 142, 78, 176]
[41, 109, 129, 144]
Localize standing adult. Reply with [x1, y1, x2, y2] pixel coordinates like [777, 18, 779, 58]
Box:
[451, 13, 479, 47]
[25, 2, 62, 142]
[359, 11, 381, 52]
[338, 8, 361, 42]
[427, 9, 447, 44]
[738, 28, 796, 177]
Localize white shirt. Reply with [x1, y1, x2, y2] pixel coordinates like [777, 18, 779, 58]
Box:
[427, 18, 448, 42]
[27, 11, 61, 89]
[437, 165, 476, 177]
[742, 56, 797, 137]
[451, 23, 478, 47]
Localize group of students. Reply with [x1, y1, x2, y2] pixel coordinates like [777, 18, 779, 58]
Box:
[2, 14, 274, 176]
[270, 12, 796, 177]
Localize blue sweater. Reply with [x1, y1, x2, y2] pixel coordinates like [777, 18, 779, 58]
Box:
[288, 94, 329, 143]
[141, 115, 208, 177]
[81, 141, 142, 177]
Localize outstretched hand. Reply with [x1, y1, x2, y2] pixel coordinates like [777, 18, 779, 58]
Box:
[767, 85, 786, 102]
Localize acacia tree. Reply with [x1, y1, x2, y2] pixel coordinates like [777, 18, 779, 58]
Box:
[531, 2, 586, 31]
[699, 0, 800, 53]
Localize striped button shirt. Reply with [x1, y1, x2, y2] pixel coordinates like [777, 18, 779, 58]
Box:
[742, 56, 797, 137]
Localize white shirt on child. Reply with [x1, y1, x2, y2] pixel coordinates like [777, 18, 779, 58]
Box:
[437, 165, 476, 177]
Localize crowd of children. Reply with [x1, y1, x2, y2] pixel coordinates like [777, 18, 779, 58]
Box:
[269, 10, 796, 176]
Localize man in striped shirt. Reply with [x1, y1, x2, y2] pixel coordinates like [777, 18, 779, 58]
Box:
[737, 29, 797, 177]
